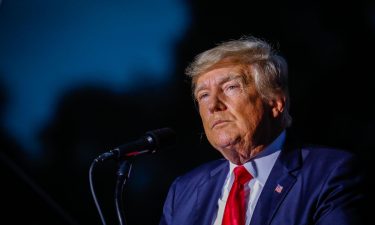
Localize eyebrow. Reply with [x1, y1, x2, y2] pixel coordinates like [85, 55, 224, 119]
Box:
[194, 73, 244, 97]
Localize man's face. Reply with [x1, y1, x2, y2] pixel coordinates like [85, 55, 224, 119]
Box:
[195, 65, 275, 164]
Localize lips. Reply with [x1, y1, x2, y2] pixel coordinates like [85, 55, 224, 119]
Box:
[211, 120, 230, 129]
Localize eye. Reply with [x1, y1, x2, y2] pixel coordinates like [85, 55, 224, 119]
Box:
[227, 85, 238, 90]
[225, 84, 240, 92]
[197, 92, 209, 102]
[223, 81, 242, 96]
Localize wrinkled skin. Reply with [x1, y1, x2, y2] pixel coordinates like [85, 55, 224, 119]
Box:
[195, 65, 284, 165]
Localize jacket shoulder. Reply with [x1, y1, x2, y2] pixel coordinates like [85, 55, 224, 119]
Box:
[301, 145, 357, 163]
[173, 159, 227, 188]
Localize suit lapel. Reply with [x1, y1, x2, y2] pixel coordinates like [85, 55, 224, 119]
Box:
[251, 142, 302, 225]
[194, 160, 229, 225]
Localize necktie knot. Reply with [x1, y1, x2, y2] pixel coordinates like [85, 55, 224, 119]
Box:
[233, 166, 252, 185]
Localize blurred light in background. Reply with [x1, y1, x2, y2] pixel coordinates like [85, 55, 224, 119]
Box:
[0, 0, 190, 159]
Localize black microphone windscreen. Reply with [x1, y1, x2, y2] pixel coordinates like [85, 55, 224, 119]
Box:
[146, 127, 176, 151]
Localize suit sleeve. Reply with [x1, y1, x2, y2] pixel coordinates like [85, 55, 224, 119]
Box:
[314, 154, 366, 225]
[159, 177, 180, 225]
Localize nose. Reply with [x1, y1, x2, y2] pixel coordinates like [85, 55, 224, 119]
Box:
[208, 93, 227, 113]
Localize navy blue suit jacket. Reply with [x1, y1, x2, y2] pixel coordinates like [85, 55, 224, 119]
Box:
[159, 145, 365, 225]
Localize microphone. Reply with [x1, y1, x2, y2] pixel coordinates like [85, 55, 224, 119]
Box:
[95, 127, 176, 162]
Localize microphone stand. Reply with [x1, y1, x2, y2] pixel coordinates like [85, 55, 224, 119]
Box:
[115, 160, 133, 225]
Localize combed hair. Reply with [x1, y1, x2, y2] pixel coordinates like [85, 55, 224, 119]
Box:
[186, 36, 292, 128]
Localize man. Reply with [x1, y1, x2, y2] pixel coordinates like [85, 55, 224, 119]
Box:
[159, 37, 365, 225]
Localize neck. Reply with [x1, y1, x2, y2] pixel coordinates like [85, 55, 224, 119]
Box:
[245, 127, 284, 163]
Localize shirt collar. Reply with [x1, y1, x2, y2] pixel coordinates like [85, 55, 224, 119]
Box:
[228, 130, 286, 185]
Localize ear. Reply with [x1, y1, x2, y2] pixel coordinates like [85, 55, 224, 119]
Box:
[269, 94, 286, 118]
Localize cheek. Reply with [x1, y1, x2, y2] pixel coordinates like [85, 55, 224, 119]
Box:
[199, 108, 210, 128]
[235, 102, 264, 129]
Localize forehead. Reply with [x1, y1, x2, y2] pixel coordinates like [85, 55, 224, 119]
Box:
[197, 67, 237, 84]
[194, 65, 248, 91]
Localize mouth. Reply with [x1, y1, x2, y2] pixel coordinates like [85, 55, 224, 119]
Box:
[211, 120, 230, 129]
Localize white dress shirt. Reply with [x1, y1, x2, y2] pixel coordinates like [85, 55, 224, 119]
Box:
[212, 131, 286, 225]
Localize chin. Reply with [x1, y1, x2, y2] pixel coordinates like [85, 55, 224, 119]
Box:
[215, 132, 239, 148]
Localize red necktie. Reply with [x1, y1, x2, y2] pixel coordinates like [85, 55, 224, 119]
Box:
[222, 165, 253, 225]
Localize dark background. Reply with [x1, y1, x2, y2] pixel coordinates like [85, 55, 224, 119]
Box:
[1, 0, 374, 224]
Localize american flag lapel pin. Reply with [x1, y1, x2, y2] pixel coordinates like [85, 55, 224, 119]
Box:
[274, 184, 283, 194]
